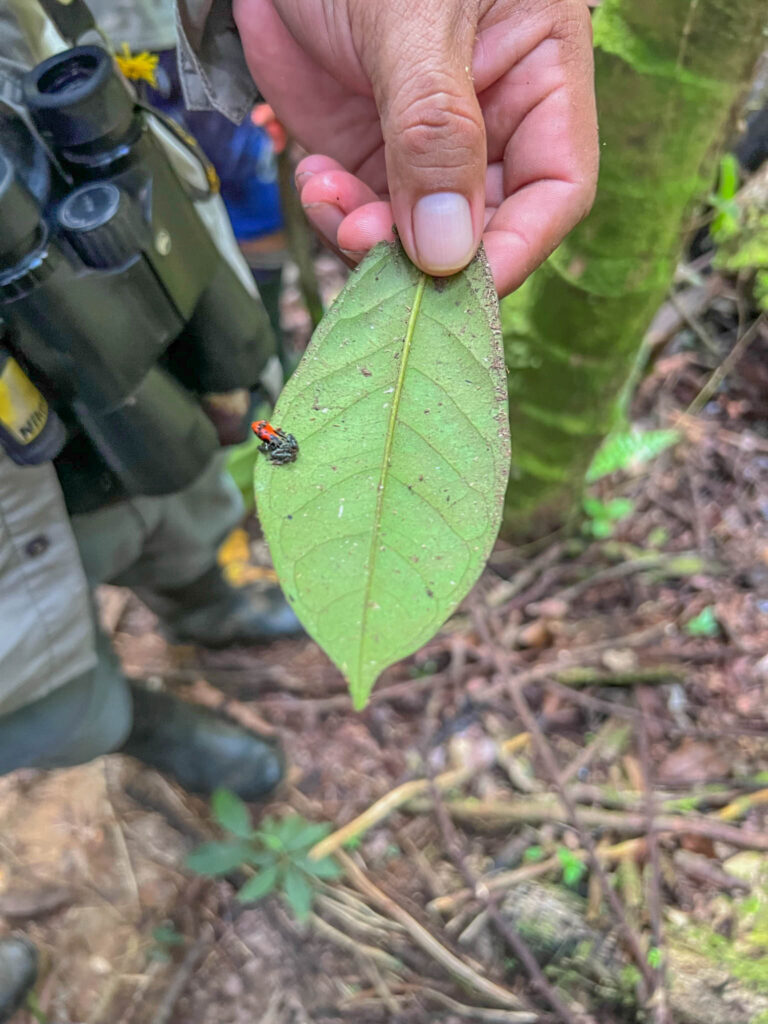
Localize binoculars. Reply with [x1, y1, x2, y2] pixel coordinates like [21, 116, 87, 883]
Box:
[0, 45, 275, 502]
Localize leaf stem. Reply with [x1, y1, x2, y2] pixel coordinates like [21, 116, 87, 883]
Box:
[354, 272, 427, 705]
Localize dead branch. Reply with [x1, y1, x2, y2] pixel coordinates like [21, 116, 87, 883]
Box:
[336, 850, 531, 1013]
[505, 665, 656, 997]
[309, 765, 478, 861]
[429, 779, 595, 1024]
[637, 688, 669, 1024]
[438, 797, 768, 851]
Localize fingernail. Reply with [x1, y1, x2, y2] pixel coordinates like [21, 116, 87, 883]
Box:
[303, 201, 344, 244]
[413, 192, 475, 273]
[295, 169, 315, 189]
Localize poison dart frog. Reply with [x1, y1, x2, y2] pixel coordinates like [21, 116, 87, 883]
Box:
[252, 419, 299, 464]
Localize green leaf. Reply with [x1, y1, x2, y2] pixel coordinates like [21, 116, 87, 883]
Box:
[282, 865, 315, 921]
[185, 840, 251, 876]
[257, 830, 285, 853]
[590, 518, 615, 539]
[152, 925, 185, 947]
[711, 154, 741, 239]
[582, 496, 607, 518]
[211, 788, 254, 839]
[685, 605, 719, 637]
[523, 845, 545, 863]
[647, 946, 662, 968]
[557, 846, 587, 888]
[646, 526, 668, 548]
[255, 242, 510, 708]
[265, 814, 304, 843]
[236, 864, 279, 904]
[280, 819, 333, 852]
[603, 497, 634, 520]
[717, 154, 740, 203]
[586, 429, 679, 482]
[242, 848, 277, 868]
[226, 433, 262, 512]
[299, 855, 343, 879]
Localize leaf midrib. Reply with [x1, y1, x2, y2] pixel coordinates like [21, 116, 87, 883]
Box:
[355, 272, 427, 698]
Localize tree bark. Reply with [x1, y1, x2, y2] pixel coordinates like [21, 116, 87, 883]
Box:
[501, 0, 767, 539]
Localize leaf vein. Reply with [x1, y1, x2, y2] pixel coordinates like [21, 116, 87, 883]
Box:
[356, 275, 427, 696]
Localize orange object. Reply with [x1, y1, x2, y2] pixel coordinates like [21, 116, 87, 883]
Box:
[251, 104, 287, 154]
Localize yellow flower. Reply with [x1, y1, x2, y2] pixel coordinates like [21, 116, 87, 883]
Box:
[115, 43, 159, 88]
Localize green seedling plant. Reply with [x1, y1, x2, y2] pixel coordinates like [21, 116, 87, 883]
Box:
[582, 495, 635, 539]
[710, 153, 742, 242]
[186, 788, 341, 921]
[523, 844, 546, 864]
[586, 428, 679, 483]
[647, 946, 663, 969]
[557, 846, 588, 889]
[582, 426, 679, 537]
[150, 924, 186, 962]
[684, 604, 720, 637]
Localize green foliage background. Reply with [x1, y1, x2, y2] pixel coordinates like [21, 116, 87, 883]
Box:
[500, 0, 767, 538]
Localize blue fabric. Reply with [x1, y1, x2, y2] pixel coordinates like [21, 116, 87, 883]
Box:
[148, 51, 283, 241]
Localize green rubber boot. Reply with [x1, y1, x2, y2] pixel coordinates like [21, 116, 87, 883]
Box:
[121, 685, 284, 800]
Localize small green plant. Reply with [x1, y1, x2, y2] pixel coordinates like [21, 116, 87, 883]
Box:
[523, 844, 546, 863]
[150, 923, 186, 962]
[408, 658, 439, 678]
[684, 605, 720, 637]
[24, 992, 49, 1024]
[557, 846, 587, 888]
[186, 789, 342, 921]
[582, 495, 635, 538]
[710, 153, 742, 241]
[647, 946, 663, 969]
[586, 429, 679, 483]
[646, 526, 669, 548]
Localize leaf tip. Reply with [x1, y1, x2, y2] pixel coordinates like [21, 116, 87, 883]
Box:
[348, 670, 377, 711]
[351, 688, 370, 712]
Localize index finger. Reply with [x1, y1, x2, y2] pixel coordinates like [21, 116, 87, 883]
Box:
[478, 2, 598, 295]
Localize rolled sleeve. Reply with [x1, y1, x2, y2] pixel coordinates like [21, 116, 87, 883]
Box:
[175, 0, 260, 122]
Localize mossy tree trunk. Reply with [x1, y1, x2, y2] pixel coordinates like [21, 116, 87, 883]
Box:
[501, 0, 767, 539]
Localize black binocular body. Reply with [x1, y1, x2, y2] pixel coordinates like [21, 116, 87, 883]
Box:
[0, 45, 274, 503]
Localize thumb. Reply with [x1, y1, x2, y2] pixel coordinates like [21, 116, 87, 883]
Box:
[359, 1, 485, 275]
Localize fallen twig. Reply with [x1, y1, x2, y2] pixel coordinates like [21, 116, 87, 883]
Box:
[637, 688, 669, 1024]
[311, 912, 402, 972]
[505, 664, 656, 998]
[558, 719, 629, 786]
[309, 765, 478, 861]
[335, 850, 530, 1013]
[429, 778, 594, 1024]
[148, 926, 211, 1024]
[315, 891, 400, 944]
[687, 313, 766, 416]
[431, 856, 561, 918]
[555, 665, 686, 688]
[417, 985, 538, 1023]
[438, 797, 768, 851]
[672, 850, 751, 893]
[340, 982, 537, 1022]
[310, 736, 529, 860]
[715, 787, 768, 822]
[429, 838, 649, 918]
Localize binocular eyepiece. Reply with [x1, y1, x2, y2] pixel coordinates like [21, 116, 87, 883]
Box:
[24, 46, 136, 156]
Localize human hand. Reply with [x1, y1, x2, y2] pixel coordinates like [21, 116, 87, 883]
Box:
[233, 0, 598, 297]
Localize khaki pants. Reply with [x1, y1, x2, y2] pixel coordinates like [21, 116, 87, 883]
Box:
[0, 454, 242, 775]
